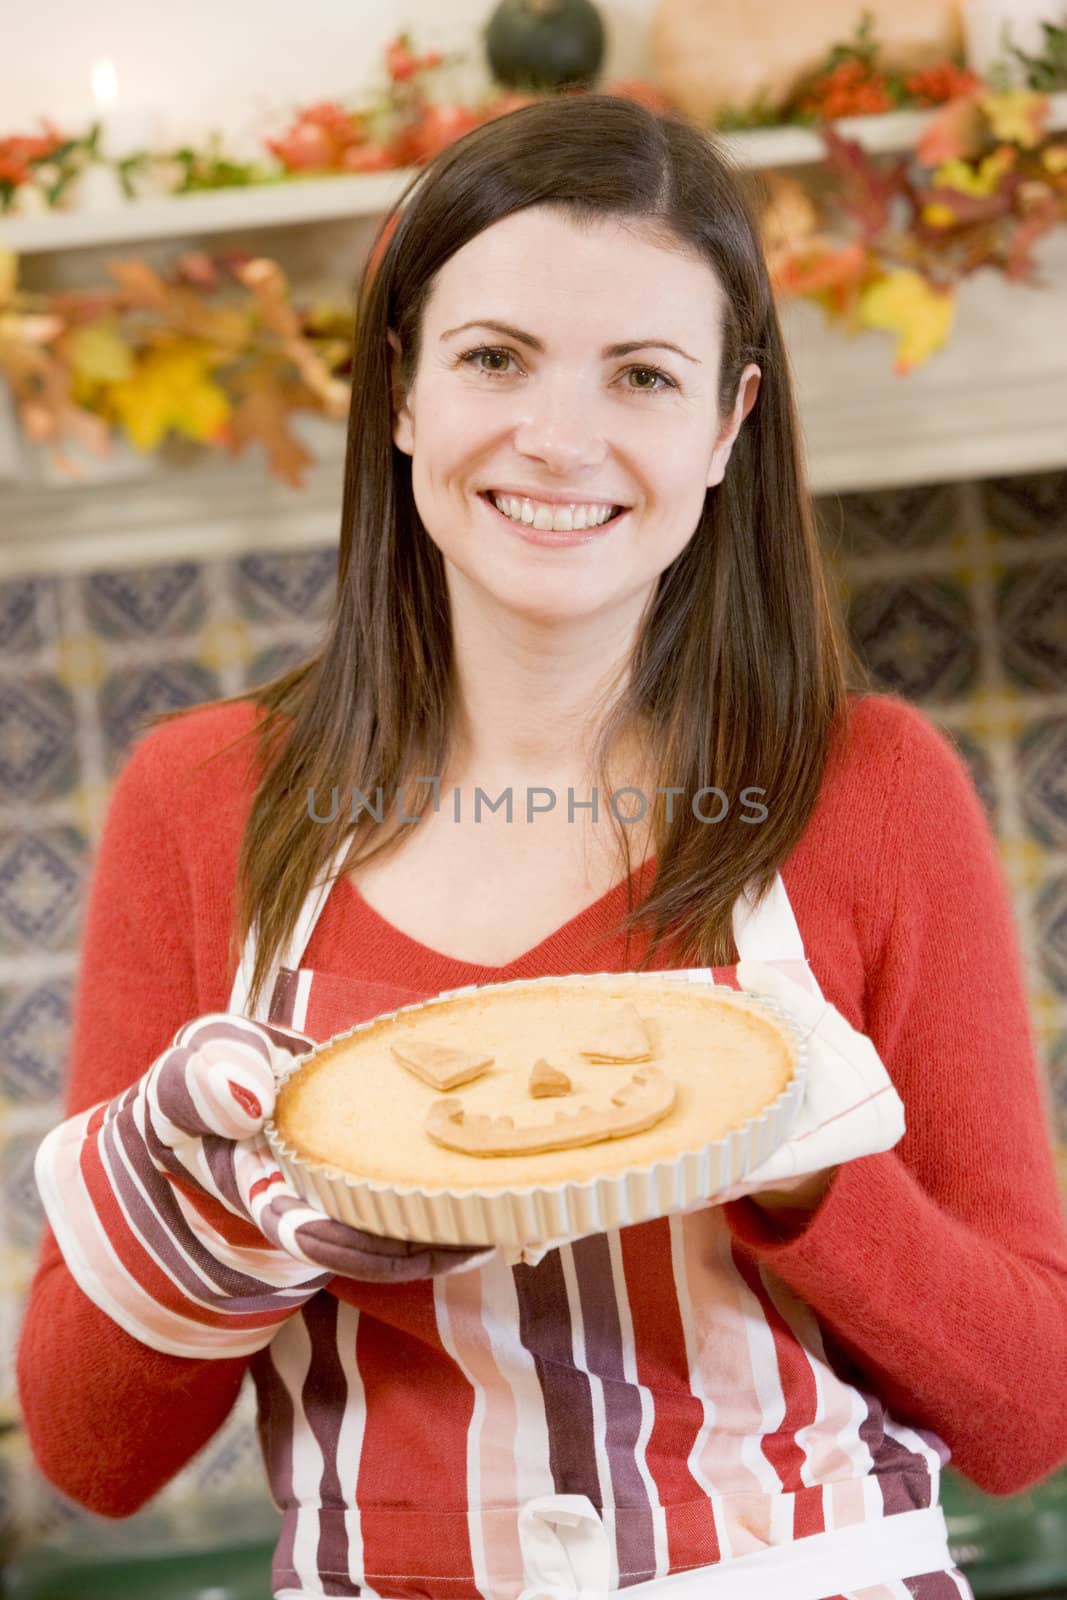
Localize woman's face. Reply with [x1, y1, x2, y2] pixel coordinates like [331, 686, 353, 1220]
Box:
[390, 206, 760, 628]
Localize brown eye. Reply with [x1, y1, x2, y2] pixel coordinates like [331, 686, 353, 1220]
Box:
[459, 347, 514, 377]
[458, 347, 677, 393]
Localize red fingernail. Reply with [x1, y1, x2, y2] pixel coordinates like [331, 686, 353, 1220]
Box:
[228, 1079, 262, 1119]
[249, 1172, 285, 1202]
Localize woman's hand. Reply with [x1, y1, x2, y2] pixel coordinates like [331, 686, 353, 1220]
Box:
[149, 1013, 496, 1282]
[35, 1013, 494, 1359]
[748, 1165, 838, 1215]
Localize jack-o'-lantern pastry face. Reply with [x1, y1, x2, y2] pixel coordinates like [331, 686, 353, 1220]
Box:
[274, 978, 798, 1191]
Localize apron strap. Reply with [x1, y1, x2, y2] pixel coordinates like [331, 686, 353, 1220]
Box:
[228, 834, 354, 1019]
[734, 873, 804, 961]
[734, 874, 823, 999]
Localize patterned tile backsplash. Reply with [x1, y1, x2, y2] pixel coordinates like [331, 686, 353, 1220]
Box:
[0, 473, 1064, 1558]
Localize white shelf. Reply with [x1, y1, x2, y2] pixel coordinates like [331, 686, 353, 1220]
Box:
[721, 108, 940, 166]
[719, 87, 1067, 167]
[4, 92, 1065, 257]
[0, 169, 411, 254]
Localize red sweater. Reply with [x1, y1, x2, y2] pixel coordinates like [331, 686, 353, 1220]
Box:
[16, 691, 1067, 1515]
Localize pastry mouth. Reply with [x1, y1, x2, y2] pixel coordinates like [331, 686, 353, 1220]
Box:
[478, 491, 628, 533]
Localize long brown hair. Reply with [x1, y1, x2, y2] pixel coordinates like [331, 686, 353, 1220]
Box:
[161, 93, 867, 1012]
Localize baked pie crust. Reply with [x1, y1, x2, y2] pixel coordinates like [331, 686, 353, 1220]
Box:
[267, 974, 806, 1245]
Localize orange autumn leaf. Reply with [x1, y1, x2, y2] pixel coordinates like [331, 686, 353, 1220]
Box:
[760, 175, 820, 257]
[10, 343, 113, 474]
[107, 259, 172, 311]
[223, 385, 314, 487]
[108, 258, 248, 348]
[232, 258, 349, 413]
[234, 257, 301, 340]
[915, 93, 987, 168]
[770, 240, 868, 299]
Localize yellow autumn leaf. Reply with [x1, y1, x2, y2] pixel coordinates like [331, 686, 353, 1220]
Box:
[856, 271, 955, 374]
[931, 146, 1016, 198]
[921, 202, 958, 230]
[1042, 144, 1067, 175]
[66, 322, 134, 384]
[0, 249, 16, 306]
[108, 341, 231, 451]
[304, 301, 354, 338]
[978, 90, 1048, 150]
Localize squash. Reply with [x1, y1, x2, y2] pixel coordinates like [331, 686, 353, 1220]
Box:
[649, 0, 966, 125]
[484, 0, 606, 91]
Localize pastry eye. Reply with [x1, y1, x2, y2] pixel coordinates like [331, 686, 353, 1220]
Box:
[458, 345, 678, 393]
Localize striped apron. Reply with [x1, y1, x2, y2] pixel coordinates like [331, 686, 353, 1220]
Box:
[228, 855, 971, 1600]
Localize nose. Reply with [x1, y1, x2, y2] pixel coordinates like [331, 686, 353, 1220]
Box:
[511, 382, 611, 478]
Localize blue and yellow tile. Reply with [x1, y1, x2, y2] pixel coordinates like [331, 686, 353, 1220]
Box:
[0, 679, 78, 805]
[81, 564, 206, 641]
[0, 829, 87, 955]
[231, 550, 335, 624]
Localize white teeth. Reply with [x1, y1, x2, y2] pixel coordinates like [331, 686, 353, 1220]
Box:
[489, 493, 619, 532]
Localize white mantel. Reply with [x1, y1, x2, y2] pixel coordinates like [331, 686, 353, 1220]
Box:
[2, 105, 1066, 577]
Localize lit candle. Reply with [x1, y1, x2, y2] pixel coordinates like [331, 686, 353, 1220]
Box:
[962, 0, 1059, 84]
[90, 59, 162, 161]
[76, 58, 163, 209]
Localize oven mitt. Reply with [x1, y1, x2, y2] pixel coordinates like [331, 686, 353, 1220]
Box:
[34, 1013, 495, 1360]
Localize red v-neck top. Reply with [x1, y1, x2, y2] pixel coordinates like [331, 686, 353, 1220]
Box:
[16, 690, 1067, 1517]
[325, 852, 661, 990]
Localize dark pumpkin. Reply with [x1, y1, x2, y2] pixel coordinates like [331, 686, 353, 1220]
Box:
[484, 0, 606, 91]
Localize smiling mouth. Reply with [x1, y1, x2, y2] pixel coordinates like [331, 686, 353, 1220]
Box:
[477, 491, 628, 532]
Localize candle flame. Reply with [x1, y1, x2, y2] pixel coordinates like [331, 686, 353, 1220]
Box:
[91, 59, 119, 111]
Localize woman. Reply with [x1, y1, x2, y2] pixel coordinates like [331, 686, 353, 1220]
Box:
[18, 95, 1067, 1600]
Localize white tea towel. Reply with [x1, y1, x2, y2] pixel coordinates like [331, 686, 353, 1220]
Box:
[713, 959, 906, 1202]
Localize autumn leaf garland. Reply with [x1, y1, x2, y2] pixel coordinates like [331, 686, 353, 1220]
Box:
[760, 89, 1067, 374]
[0, 249, 353, 485]
[1, 80, 1065, 477]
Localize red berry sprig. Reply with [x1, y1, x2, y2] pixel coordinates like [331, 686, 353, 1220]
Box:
[385, 34, 443, 82]
[902, 64, 981, 107]
[797, 60, 895, 119]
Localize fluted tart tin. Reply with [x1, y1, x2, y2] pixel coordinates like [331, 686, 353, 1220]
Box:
[263, 971, 809, 1251]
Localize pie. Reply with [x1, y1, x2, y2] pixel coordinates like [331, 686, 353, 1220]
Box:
[272, 976, 800, 1196]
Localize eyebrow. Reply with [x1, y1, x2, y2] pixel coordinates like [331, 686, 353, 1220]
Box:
[441, 319, 701, 364]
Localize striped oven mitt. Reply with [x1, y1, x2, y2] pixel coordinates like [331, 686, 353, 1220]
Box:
[34, 1013, 494, 1360]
